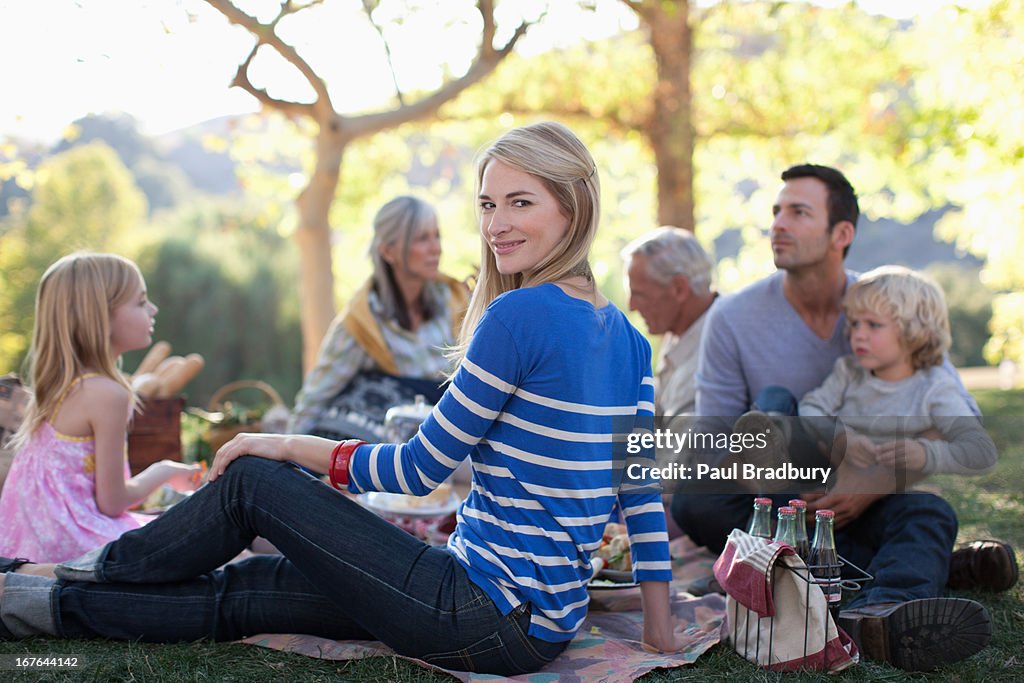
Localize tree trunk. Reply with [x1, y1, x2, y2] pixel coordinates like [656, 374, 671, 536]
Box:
[295, 118, 349, 371]
[645, 0, 695, 232]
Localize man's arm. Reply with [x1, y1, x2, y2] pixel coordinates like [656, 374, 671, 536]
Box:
[940, 356, 981, 417]
[694, 306, 748, 419]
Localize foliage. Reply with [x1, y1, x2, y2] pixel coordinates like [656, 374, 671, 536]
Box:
[52, 114, 194, 212]
[442, 2, 972, 293]
[123, 200, 304, 408]
[925, 264, 993, 368]
[985, 293, 1024, 366]
[900, 0, 1024, 364]
[4, 0, 1018, 376]
[0, 141, 148, 372]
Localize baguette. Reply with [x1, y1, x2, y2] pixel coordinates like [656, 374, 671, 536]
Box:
[157, 353, 205, 397]
[152, 356, 186, 387]
[135, 341, 172, 376]
[131, 372, 162, 399]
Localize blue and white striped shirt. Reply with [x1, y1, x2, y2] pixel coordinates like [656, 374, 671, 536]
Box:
[348, 283, 672, 642]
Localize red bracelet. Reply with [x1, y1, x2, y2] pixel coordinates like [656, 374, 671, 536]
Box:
[329, 439, 365, 491]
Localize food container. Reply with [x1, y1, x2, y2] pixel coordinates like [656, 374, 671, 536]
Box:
[128, 397, 185, 475]
[385, 394, 432, 443]
[385, 395, 470, 483]
[204, 380, 285, 452]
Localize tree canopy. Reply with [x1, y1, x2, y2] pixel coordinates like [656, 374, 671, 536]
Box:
[2, 0, 1021, 382]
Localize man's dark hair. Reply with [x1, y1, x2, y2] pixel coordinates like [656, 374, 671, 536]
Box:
[781, 164, 859, 257]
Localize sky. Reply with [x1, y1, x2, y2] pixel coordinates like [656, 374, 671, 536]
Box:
[0, 0, 986, 144]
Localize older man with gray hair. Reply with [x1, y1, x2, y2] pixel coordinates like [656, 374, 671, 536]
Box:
[622, 227, 718, 416]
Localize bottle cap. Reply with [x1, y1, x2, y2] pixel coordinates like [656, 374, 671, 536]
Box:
[754, 497, 772, 505]
[778, 506, 796, 515]
[816, 509, 835, 519]
[788, 499, 807, 509]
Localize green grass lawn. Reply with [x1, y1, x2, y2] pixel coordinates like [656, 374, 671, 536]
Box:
[3, 389, 1022, 682]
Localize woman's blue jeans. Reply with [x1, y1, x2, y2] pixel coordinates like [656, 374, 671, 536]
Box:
[36, 457, 566, 675]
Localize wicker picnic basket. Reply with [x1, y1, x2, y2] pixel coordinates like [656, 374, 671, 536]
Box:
[205, 380, 285, 452]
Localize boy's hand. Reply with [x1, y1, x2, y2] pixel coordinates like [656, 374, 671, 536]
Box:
[843, 431, 878, 468]
[874, 438, 926, 472]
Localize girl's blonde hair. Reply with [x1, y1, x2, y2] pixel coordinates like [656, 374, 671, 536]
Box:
[14, 252, 141, 446]
[451, 121, 600, 365]
[844, 265, 951, 370]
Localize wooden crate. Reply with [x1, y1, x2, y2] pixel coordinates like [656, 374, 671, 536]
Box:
[127, 397, 184, 475]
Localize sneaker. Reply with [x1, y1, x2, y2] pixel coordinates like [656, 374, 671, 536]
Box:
[838, 597, 991, 672]
[0, 557, 32, 573]
[947, 540, 1019, 593]
[733, 411, 789, 464]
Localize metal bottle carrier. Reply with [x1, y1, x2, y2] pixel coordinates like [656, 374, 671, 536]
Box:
[729, 553, 873, 670]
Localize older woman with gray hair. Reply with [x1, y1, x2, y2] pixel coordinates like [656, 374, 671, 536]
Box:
[621, 226, 717, 416]
[289, 196, 469, 440]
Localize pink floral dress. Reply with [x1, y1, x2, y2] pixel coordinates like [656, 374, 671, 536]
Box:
[0, 377, 143, 563]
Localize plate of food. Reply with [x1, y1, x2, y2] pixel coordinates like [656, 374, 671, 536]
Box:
[363, 484, 461, 519]
[598, 568, 635, 583]
[588, 577, 639, 590]
[137, 485, 193, 514]
[588, 523, 639, 589]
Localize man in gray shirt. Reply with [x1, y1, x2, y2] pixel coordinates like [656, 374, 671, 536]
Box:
[674, 164, 1005, 672]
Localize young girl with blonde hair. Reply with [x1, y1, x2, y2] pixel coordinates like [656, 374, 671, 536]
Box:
[0, 252, 201, 563]
[0, 124, 682, 673]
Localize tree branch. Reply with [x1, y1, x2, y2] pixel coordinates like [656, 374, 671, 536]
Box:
[231, 42, 315, 118]
[347, 0, 535, 138]
[618, 0, 647, 21]
[205, 0, 333, 115]
[361, 0, 405, 107]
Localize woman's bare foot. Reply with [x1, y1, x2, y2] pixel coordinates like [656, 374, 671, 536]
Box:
[17, 563, 57, 578]
[0, 563, 58, 601]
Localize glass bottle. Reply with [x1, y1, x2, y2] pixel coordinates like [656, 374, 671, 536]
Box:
[808, 509, 842, 621]
[772, 506, 798, 549]
[788, 498, 811, 560]
[746, 497, 773, 539]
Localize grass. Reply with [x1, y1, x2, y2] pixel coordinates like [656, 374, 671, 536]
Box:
[3, 389, 1023, 682]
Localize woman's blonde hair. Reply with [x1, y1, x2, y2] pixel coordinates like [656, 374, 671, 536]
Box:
[451, 121, 600, 364]
[14, 252, 141, 446]
[844, 265, 951, 370]
[368, 196, 442, 330]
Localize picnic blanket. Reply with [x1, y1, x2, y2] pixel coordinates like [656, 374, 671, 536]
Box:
[242, 536, 726, 682]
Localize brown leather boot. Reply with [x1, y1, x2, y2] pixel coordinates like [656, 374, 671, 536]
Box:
[838, 597, 991, 672]
[947, 540, 1019, 592]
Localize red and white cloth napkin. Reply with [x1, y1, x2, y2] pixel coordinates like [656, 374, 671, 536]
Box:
[713, 528, 859, 672]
